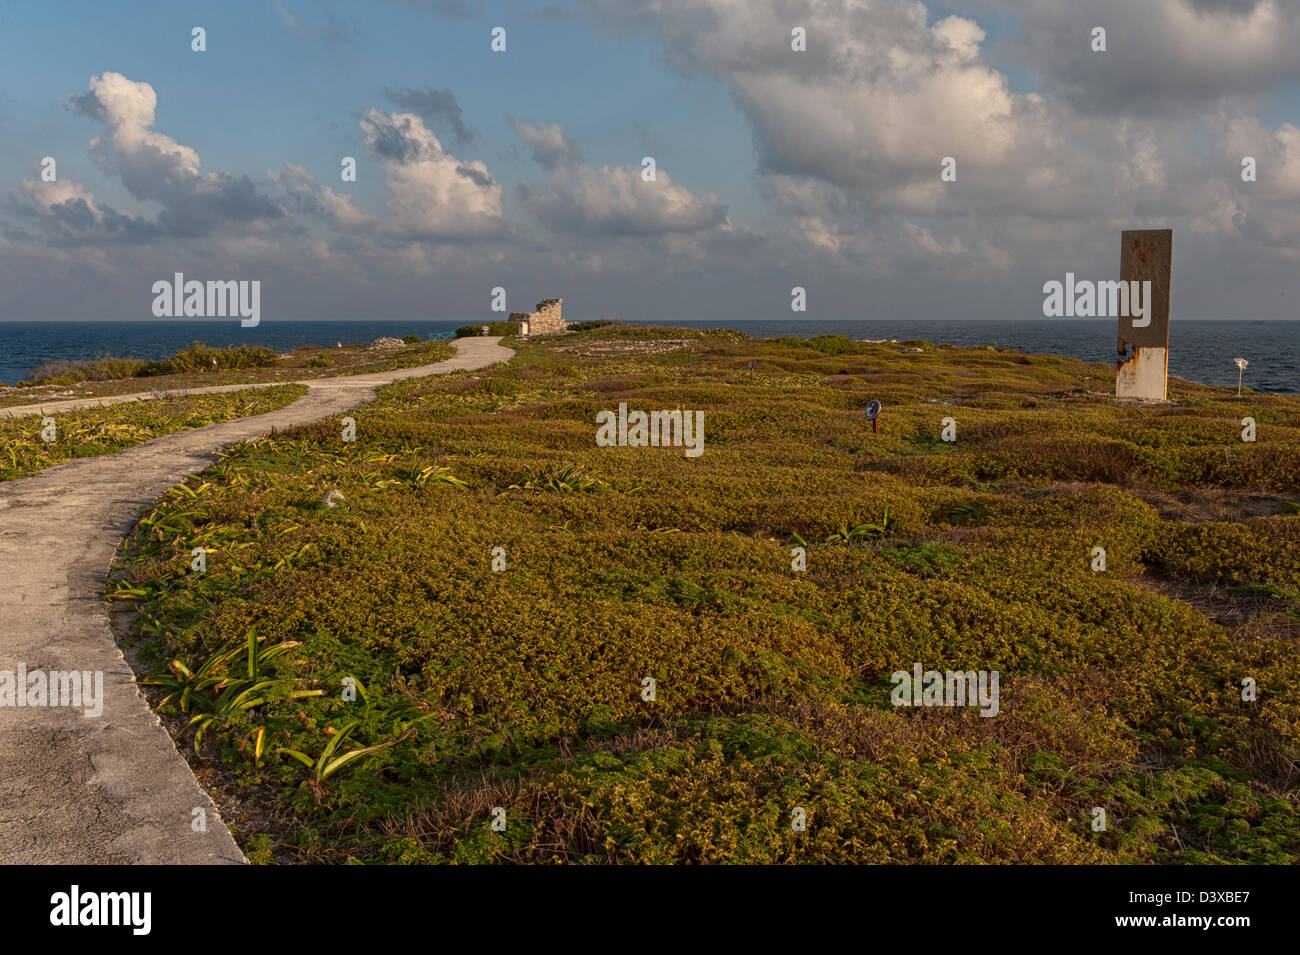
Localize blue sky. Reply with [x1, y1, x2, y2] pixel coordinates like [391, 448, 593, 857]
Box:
[1, 1, 754, 223]
[2, 0, 1300, 323]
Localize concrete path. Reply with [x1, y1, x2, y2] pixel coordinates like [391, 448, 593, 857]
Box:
[1, 381, 292, 418]
[0, 343, 487, 419]
[0, 337, 511, 863]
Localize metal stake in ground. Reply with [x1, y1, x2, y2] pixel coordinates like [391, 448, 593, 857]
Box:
[864, 399, 881, 435]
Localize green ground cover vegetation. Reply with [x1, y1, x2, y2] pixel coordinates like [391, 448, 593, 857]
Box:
[109, 325, 1300, 863]
[1, 385, 307, 480]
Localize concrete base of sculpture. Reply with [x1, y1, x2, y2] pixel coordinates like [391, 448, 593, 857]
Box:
[1116, 346, 1168, 401]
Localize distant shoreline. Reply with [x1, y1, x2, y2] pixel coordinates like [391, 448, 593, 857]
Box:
[1, 319, 1296, 394]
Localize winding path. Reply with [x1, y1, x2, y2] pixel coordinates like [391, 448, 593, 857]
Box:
[0, 337, 512, 863]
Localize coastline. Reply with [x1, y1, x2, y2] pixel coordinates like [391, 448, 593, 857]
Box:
[2, 319, 1296, 395]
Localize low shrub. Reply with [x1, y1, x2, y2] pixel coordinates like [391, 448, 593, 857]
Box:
[767, 334, 855, 356]
[23, 342, 282, 384]
[808, 334, 854, 355]
[22, 355, 150, 386]
[456, 322, 516, 338]
[164, 342, 281, 373]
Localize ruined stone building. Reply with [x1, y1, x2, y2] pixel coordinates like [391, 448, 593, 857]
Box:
[509, 298, 566, 336]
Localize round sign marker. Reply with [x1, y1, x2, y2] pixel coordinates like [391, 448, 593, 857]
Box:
[864, 400, 881, 420]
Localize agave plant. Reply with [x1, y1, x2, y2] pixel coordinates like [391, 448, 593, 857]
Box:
[143, 631, 323, 754]
[411, 464, 469, 489]
[824, 508, 899, 544]
[144, 639, 250, 715]
[239, 726, 282, 767]
[509, 464, 608, 492]
[187, 679, 323, 755]
[278, 717, 424, 805]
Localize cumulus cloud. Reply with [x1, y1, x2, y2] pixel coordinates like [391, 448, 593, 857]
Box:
[520, 162, 728, 235]
[582, 0, 1083, 216]
[509, 118, 727, 236]
[509, 117, 582, 169]
[383, 86, 475, 145]
[581, 0, 1300, 270]
[270, 162, 373, 230]
[6, 2, 1299, 323]
[359, 108, 505, 238]
[13, 173, 159, 241]
[1008, 0, 1300, 115]
[1194, 114, 1300, 248]
[67, 71, 285, 237]
[1215, 116, 1300, 201]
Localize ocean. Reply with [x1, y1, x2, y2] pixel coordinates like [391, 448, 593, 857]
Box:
[0, 319, 1296, 394]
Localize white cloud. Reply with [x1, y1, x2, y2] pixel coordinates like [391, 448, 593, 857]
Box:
[508, 117, 582, 169]
[5, 4, 1299, 322]
[14, 166, 159, 241]
[1009, 0, 1300, 114]
[359, 108, 505, 239]
[520, 161, 727, 236]
[581, 0, 1100, 222]
[270, 162, 372, 230]
[67, 71, 285, 236]
[583, 0, 1300, 286]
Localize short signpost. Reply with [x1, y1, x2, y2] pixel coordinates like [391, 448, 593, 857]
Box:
[864, 399, 881, 435]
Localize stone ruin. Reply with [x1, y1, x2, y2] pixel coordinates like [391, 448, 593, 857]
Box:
[509, 298, 566, 336]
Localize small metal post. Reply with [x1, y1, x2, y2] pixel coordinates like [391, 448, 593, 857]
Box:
[865, 399, 881, 435]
